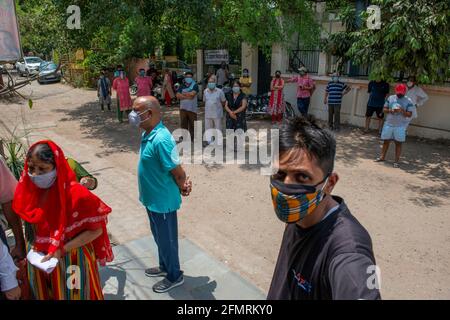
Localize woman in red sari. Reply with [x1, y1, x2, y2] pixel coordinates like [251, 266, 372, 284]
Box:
[12, 141, 113, 300]
[162, 68, 175, 107]
[268, 70, 285, 125]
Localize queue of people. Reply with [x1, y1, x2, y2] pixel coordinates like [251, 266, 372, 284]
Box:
[284, 67, 428, 168]
[0, 62, 428, 301]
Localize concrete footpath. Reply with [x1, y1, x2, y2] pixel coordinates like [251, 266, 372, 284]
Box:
[100, 236, 266, 300]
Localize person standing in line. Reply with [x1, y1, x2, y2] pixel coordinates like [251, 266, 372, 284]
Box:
[239, 68, 252, 96]
[375, 84, 413, 168]
[203, 75, 226, 146]
[176, 72, 199, 142]
[268, 70, 285, 126]
[135, 68, 153, 97]
[216, 62, 229, 89]
[112, 70, 133, 123]
[97, 68, 112, 111]
[324, 74, 351, 131]
[130, 96, 192, 293]
[162, 68, 175, 107]
[286, 67, 315, 116]
[13, 141, 114, 300]
[405, 75, 428, 121]
[0, 240, 20, 300]
[224, 80, 248, 133]
[364, 78, 390, 133]
[0, 157, 26, 261]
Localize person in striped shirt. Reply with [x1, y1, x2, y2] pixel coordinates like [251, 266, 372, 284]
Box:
[324, 74, 351, 131]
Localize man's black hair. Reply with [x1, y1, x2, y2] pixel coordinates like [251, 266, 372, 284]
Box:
[185, 71, 194, 76]
[279, 116, 336, 175]
[27, 143, 55, 166]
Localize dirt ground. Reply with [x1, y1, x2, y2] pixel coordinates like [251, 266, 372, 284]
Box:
[1, 79, 449, 299]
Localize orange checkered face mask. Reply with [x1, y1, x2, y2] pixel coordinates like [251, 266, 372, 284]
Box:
[270, 175, 329, 223]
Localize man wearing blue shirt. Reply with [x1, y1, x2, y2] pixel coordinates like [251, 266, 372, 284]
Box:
[375, 84, 413, 168]
[324, 74, 351, 131]
[176, 72, 199, 142]
[131, 96, 192, 293]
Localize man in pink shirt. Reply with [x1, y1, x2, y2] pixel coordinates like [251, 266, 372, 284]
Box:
[136, 68, 153, 97]
[287, 67, 315, 116]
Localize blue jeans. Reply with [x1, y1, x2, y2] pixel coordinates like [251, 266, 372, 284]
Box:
[297, 97, 311, 116]
[146, 209, 181, 282]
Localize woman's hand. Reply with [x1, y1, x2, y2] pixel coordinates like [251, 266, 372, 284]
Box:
[229, 111, 237, 120]
[41, 248, 63, 262]
[4, 286, 21, 300]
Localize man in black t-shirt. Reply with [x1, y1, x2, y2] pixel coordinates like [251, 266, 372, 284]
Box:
[365, 79, 390, 133]
[267, 116, 381, 300]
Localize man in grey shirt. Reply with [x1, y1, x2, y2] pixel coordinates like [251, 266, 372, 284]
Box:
[176, 72, 199, 141]
[216, 62, 229, 88]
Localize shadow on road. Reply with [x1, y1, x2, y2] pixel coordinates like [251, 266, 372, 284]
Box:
[53, 98, 449, 208]
[54, 101, 141, 157]
[334, 125, 450, 208]
[170, 275, 217, 300]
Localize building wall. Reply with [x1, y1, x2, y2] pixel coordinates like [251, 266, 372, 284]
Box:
[281, 75, 450, 140]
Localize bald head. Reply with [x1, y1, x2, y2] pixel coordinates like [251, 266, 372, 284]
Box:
[133, 96, 161, 113]
[132, 96, 161, 131]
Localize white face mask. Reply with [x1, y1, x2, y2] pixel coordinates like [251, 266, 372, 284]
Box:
[28, 169, 57, 189]
[407, 81, 414, 88]
[128, 110, 151, 127]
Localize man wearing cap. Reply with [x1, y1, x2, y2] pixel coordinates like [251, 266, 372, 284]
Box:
[287, 67, 315, 116]
[375, 84, 413, 168]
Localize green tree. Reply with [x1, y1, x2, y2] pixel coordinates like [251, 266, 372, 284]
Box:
[324, 0, 450, 83]
[15, 0, 323, 81]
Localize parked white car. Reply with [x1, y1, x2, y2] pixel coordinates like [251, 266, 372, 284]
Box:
[15, 56, 44, 76]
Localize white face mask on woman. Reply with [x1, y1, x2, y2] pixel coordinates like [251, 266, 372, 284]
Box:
[28, 169, 57, 189]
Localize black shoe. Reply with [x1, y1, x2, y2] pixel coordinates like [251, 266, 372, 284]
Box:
[152, 273, 184, 293]
[145, 267, 167, 278]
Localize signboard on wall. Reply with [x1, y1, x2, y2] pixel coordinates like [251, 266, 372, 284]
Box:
[0, 0, 23, 62]
[204, 49, 229, 65]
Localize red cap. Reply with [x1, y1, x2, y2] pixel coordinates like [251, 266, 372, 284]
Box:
[395, 83, 407, 95]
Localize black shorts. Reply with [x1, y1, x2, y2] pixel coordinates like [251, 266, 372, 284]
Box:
[366, 106, 384, 119]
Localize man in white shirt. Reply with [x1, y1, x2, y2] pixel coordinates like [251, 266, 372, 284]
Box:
[406, 76, 429, 120]
[215, 62, 229, 88]
[0, 241, 20, 299]
[203, 75, 226, 146]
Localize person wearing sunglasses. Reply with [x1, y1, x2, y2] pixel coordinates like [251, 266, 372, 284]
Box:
[267, 116, 380, 300]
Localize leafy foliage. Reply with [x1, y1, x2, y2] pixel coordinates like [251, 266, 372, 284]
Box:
[15, 0, 321, 75]
[324, 0, 450, 83]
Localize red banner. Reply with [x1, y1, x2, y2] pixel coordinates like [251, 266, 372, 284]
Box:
[0, 0, 22, 62]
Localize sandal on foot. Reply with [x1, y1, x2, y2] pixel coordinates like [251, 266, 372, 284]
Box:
[374, 157, 385, 162]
